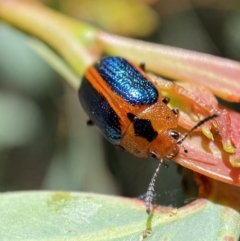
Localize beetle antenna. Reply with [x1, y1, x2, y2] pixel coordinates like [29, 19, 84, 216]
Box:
[145, 159, 164, 214]
[177, 113, 219, 145]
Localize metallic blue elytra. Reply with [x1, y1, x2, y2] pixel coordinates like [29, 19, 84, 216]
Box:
[95, 57, 159, 105]
[79, 78, 122, 143]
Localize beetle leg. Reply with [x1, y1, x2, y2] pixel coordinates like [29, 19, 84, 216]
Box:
[86, 119, 94, 126]
[172, 108, 179, 116]
[139, 62, 146, 72]
[162, 97, 170, 104]
[115, 145, 126, 151]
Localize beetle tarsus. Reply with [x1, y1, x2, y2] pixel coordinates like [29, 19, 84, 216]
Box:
[86, 119, 94, 126]
[172, 108, 179, 116]
[162, 97, 170, 104]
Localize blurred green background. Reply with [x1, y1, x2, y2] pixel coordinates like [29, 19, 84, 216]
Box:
[0, 0, 240, 208]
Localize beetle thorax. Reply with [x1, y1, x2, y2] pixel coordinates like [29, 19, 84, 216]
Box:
[120, 100, 179, 158]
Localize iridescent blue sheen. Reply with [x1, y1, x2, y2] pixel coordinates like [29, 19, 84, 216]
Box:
[79, 78, 121, 143]
[96, 57, 158, 105]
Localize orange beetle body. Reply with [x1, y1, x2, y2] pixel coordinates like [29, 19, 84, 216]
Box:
[78, 56, 218, 214]
[78, 56, 180, 161]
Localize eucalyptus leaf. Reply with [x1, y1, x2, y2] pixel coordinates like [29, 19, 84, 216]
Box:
[0, 190, 239, 241]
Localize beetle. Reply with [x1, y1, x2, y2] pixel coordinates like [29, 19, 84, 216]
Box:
[78, 56, 218, 214]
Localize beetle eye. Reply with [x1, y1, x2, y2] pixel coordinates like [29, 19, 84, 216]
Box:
[149, 152, 157, 159]
[170, 130, 180, 140]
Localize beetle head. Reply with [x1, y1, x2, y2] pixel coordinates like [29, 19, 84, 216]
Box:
[149, 129, 180, 160]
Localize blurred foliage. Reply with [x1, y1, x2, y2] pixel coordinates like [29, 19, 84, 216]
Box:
[0, 0, 240, 212]
[55, 0, 159, 37]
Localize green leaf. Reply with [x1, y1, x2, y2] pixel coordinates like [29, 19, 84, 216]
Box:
[0, 184, 240, 241]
